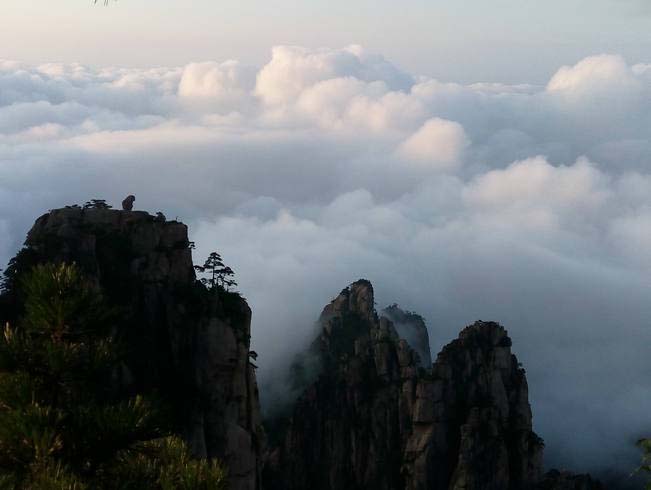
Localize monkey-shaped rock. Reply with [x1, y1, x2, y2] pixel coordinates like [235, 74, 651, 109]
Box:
[122, 195, 135, 211]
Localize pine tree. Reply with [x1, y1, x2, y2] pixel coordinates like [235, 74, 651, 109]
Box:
[637, 438, 651, 490]
[194, 253, 237, 291]
[0, 263, 226, 489]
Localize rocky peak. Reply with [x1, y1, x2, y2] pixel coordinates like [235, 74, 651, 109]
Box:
[321, 278, 376, 322]
[2, 205, 264, 490]
[404, 320, 543, 489]
[264, 279, 421, 489]
[23, 207, 195, 289]
[264, 280, 602, 490]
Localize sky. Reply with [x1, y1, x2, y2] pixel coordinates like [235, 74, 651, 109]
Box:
[2, 0, 651, 83]
[1, 1, 651, 485]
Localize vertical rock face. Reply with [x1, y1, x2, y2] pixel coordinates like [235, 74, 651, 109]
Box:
[4, 209, 607, 490]
[2, 207, 263, 490]
[265, 280, 413, 490]
[265, 280, 553, 490]
[403, 321, 544, 490]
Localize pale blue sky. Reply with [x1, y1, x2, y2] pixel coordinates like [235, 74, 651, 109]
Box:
[2, 0, 651, 82]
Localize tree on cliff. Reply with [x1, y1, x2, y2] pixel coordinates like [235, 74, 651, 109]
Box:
[0, 262, 226, 489]
[637, 438, 651, 489]
[194, 252, 238, 291]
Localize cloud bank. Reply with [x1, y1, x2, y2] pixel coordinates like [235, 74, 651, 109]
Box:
[1, 47, 650, 481]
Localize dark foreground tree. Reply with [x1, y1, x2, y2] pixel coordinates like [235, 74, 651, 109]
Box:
[0, 263, 226, 489]
[194, 252, 237, 291]
[638, 438, 651, 489]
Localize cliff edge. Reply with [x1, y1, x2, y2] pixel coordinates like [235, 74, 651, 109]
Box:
[0, 205, 264, 490]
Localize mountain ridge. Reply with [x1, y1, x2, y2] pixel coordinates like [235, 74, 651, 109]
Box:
[0, 206, 608, 490]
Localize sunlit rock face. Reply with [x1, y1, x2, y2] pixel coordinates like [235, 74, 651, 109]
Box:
[263, 279, 600, 490]
[3, 206, 264, 490]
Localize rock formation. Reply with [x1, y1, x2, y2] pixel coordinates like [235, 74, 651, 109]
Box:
[382, 304, 432, 368]
[405, 320, 543, 490]
[264, 280, 602, 490]
[122, 194, 135, 211]
[0, 206, 263, 490]
[1, 206, 606, 490]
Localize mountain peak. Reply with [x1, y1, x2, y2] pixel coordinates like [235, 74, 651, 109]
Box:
[320, 278, 375, 323]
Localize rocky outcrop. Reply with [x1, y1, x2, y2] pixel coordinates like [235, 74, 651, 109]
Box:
[264, 280, 412, 490]
[264, 279, 596, 490]
[403, 321, 543, 490]
[382, 304, 432, 368]
[1, 206, 263, 490]
[2, 207, 607, 490]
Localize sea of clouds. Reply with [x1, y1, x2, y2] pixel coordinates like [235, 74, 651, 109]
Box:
[1, 46, 650, 480]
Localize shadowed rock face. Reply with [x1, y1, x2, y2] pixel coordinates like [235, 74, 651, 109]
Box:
[1, 206, 263, 490]
[382, 304, 432, 368]
[405, 321, 544, 490]
[264, 280, 412, 490]
[2, 208, 607, 490]
[264, 280, 602, 490]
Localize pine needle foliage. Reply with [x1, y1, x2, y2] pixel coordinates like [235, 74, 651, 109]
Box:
[637, 438, 651, 489]
[194, 252, 237, 291]
[0, 263, 226, 489]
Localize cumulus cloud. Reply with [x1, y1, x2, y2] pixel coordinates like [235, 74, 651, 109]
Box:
[398, 117, 469, 170]
[255, 45, 412, 106]
[546, 54, 640, 95]
[0, 47, 650, 483]
[178, 60, 256, 112]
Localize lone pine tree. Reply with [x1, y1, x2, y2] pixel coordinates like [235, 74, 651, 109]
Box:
[194, 252, 237, 291]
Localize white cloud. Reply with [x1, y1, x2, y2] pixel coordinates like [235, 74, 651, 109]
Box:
[254, 45, 412, 106]
[398, 117, 469, 170]
[178, 61, 256, 112]
[0, 47, 650, 480]
[546, 54, 640, 95]
[464, 156, 611, 218]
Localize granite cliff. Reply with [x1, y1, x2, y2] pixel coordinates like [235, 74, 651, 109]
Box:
[263, 280, 603, 490]
[0, 207, 606, 490]
[0, 205, 263, 490]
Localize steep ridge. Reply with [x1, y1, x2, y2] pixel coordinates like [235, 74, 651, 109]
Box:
[264, 279, 602, 490]
[404, 320, 543, 489]
[0, 206, 264, 490]
[1, 207, 607, 490]
[264, 280, 414, 489]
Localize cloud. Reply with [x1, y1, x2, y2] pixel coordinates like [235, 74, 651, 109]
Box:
[398, 117, 469, 170]
[255, 45, 413, 106]
[0, 47, 650, 482]
[546, 54, 640, 95]
[178, 60, 257, 112]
